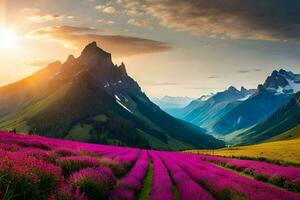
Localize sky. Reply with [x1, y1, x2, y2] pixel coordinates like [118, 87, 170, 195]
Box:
[0, 0, 300, 98]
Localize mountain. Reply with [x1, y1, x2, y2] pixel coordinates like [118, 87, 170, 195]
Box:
[166, 87, 255, 132]
[165, 93, 213, 118]
[213, 69, 300, 135]
[152, 96, 193, 109]
[268, 124, 300, 142]
[227, 92, 300, 145]
[0, 42, 224, 150]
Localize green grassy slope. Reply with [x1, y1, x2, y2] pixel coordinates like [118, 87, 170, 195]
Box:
[268, 124, 300, 142]
[224, 92, 300, 145]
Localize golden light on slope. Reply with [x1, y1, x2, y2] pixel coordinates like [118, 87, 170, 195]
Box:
[0, 28, 18, 49]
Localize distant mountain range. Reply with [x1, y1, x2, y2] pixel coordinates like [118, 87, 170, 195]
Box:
[165, 86, 255, 133]
[214, 69, 300, 135]
[0, 42, 224, 150]
[152, 96, 193, 109]
[164, 69, 300, 145]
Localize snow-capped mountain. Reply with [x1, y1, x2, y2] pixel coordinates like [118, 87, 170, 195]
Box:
[264, 69, 300, 95]
[198, 93, 215, 101]
[164, 86, 255, 132]
[181, 86, 255, 129]
[214, 69, 299, 135]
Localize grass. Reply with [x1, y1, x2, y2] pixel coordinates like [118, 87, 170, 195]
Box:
[137, 162, 153, 200]
[65, 123, 92, 142]
[186, 138, 300, 166]
[137, 129, 193, 151]
[0, 174, 19, 200]
[267, 124, 300, 142]
[173, 184, 181, 200]
[0, 83, 72, 133]
[93, 114, 108, 122]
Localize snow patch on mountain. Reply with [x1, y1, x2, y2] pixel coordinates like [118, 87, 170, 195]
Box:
[264, 69, 300, 95]
[104, 82, 110, 88]
[116, 100, 132, 113]
[115, 94, 132, 113]
[286, 78, 300, 93]
[199, 93, 214, 101]
[115, 94, 121, 101]
[238, 94, 252, 101]
[275, 86, 285, 95]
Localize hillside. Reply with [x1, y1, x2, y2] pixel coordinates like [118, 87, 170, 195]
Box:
[226, 92, 300, 145]
[0, 42, 224, 150]
[268, 124, 300, 141]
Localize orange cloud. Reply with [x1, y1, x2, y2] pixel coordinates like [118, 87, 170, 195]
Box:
[22, 8, 64, 23]
[27, 14, 63, 22]
[27, 26, 172, 57]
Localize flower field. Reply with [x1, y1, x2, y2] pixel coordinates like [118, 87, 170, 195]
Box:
[0, 132, 299, 200]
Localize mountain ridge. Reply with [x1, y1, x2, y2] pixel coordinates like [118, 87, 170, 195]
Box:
[0, 41, 224, 150]
[213, 69, 299, 135]
[164, 86, 255, 132]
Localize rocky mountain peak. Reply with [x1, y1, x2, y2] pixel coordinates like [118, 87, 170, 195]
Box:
[81, 41, 109, 56]
[279, 68, 287, 74]
[227, 86, 239, 93]
[240, 86, 247, 92]
[263, 69, 300, 95]
[239, 86, 255, 97]
[79, 41, 112, 66]
[119, 62, 127, 74]
[65, 55, 76, 64]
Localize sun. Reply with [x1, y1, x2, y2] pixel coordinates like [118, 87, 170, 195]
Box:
[0, 29, 18, 49]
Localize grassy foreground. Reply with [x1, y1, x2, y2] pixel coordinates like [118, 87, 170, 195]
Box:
[186, 138, 300, 165]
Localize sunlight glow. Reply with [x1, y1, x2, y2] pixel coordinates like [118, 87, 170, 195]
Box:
[0, 28, 18, 49]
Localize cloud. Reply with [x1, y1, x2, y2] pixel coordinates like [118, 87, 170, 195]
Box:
[27, 14, 63, 22]
[235, 69, 262, 74]
[27, 26, 96, 39]
[128, 19, 150, 27]
[207, 76, 221, 79]
[97, 19, 115, 25]
[116, 0, 144, 16]
[95, 4, 117, 14]
[22, 8, 64, 22]
[117, 0, 300, 42]
[27, 26, 172, 57]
